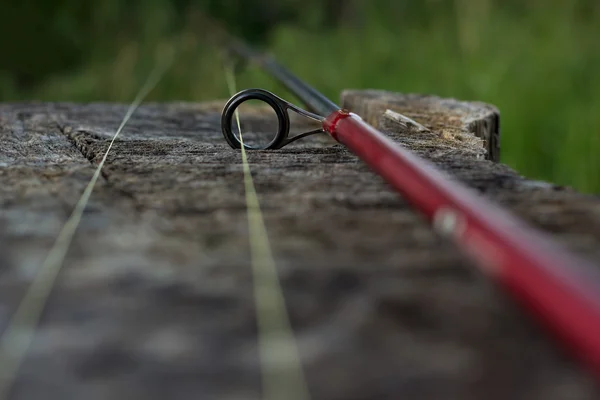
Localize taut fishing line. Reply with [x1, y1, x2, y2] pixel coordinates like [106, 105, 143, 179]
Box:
[224, 65, 310, 400]
[0, 53, 174, 400]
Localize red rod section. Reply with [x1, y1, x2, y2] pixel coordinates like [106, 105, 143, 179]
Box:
[324, 110, 600, 377]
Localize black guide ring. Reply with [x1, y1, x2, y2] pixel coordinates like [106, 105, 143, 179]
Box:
[221, 88, 325, 150]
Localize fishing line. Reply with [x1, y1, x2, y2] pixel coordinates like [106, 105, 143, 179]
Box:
[224, 65, 310, 400]
[0, 54, 173, 400]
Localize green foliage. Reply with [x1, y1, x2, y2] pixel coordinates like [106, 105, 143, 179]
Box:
[1, 0, 599, 192]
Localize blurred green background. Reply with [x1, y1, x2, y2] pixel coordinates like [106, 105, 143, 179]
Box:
[1, 0, 599, 192]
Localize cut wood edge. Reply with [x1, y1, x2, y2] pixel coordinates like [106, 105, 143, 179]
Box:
[341, 89, 501, 162]
[379, 109, 488, 161]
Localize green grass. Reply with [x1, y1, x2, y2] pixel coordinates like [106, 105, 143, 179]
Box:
[4, 1, 600, 193]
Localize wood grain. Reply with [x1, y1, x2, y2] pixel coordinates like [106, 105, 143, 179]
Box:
[0, 92, 599, 400]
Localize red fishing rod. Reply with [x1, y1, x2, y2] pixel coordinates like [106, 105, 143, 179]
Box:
[220, 37, 600, 379]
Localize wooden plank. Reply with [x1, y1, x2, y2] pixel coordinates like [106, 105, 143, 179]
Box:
[0, 92, 599, 399]
[342, 89, 501, 161]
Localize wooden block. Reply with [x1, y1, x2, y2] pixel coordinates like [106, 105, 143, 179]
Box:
[0, 93, 599, 399]
[342, 89, 501, 162]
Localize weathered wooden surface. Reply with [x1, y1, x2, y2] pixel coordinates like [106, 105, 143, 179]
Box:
[0, 91, 600, 400]
[343, 89, 501, 161]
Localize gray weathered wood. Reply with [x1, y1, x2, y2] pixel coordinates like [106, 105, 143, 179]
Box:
[0, 92, 599, 400]
[342, 89, 501, 161]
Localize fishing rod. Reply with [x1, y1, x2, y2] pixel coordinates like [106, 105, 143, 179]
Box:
[218, 35, 600, 379]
